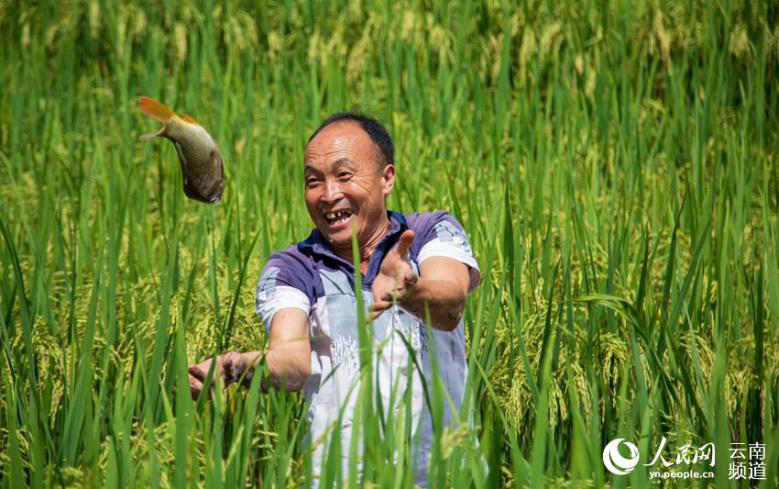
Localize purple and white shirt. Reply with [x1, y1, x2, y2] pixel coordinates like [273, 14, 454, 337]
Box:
[255, 210, 480, 485]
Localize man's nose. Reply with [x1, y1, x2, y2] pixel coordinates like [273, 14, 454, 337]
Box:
[321, 179, 343, 203]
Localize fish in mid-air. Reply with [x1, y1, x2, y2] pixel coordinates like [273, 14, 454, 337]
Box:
[139, 96, 224, 203]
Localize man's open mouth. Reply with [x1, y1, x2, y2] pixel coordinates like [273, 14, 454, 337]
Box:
[324, 209, 353, 225]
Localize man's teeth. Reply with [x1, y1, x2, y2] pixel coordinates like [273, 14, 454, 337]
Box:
[325, 210, 353, 224]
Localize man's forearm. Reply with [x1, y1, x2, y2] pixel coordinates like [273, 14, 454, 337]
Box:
[265, 343, 310, 390]
[231, 348, 309, 392]
[400, 276, 466, 331]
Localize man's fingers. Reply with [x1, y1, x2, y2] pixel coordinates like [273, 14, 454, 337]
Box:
[189, 374, 203, 399]
[188, 364, 206, 382]
[371, 301, 390, 313]
[369, 301, 391, 320]
[189, 357, 222, 383]
[394, 230, 415, 259]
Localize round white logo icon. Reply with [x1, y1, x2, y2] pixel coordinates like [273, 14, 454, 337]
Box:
[603, 438, 640, 475]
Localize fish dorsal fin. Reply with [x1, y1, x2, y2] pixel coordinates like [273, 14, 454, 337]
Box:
[180, 113, 199, 125]
[139, 96, 176, 122]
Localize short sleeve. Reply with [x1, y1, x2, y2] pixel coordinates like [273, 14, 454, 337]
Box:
[412, 211, 481, 292]
[255, 248, 315, 333]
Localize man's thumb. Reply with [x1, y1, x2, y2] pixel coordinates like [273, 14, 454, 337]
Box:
[395, 230, 415, 258]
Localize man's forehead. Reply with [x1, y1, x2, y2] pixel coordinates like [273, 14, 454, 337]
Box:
[304, 120, 379, 164]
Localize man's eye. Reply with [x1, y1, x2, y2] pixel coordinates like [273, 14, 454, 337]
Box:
[306, 179, 319, 187]
[338, 172, 352, 180]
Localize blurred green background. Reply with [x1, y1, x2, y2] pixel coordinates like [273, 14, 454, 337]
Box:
[1, 0, 778, 487]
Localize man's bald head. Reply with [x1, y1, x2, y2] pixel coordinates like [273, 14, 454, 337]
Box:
[308, 112, 394, 168]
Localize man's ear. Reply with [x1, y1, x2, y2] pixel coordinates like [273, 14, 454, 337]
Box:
[381, 164, 396, 196]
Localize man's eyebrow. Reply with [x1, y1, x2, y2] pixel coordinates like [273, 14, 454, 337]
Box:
[304, 159, 355, 174]
[332, 158, 355, 168]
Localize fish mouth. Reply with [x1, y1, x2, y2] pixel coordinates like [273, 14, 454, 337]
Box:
[323, 208, 354, 226]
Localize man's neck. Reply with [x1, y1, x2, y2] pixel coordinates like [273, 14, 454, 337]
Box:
[332, 214, 392, 272]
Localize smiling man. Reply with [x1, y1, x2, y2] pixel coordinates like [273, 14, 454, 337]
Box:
[188, 112, 481, 485]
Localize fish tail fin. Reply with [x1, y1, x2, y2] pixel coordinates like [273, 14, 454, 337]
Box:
[139, 96, 176, 122]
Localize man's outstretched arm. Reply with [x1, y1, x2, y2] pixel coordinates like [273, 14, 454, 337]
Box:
[188, 308, 310, 397]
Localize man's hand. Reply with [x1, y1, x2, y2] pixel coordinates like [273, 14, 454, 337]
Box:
[369, 229, 472, 331]
[188, 351, 252, 399]
[369, 230, 418, 320]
